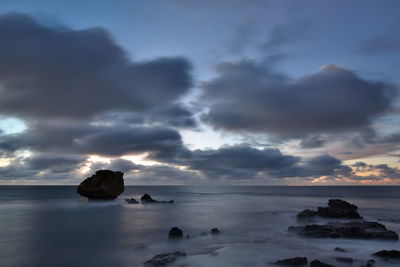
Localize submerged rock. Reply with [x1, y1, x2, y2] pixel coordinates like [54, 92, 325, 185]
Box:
[273, 257, 308, 265]
[141, 194, 174, 203]
[124, 198, 139, 204]
[76, 170, 124, 199]
[309, 259, 334, 267]
[334, 247, 346, 252]
[168, 227, 183, 239]
[289, 221, 398, 240]
[361, 259, 376, 267]
[297, 199, 361, 219]
[373, 250, 400, 259]
[211, 228, 220, 235]
[143, 251, 186, 266]
[335, 257, 354, 263]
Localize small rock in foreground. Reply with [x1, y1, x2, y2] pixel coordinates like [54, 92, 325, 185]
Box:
[77, 170, 124, 199]
[273, 257, 308, 265]
[141, 194, 174, 203]
[361, 259, 376, 267]
[373, 250, 400, 259]
[335, 257, 354, 263]
[124, 198, 138, 204]
[168, 227, 183, 239]
[289, 221, 398, 240]
[309, 259, 334, 267]
[143, 251, 186, 266]
[211, 228, 220, 235]
[334, 247, 346, 252]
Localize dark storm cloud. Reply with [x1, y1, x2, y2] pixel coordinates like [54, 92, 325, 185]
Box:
[0, 13, 192, 120]
[0, 122, 186, 157]
[26, 154, 85, 171]
[97, 103, 197, 128]
[202, 62, 396, 138]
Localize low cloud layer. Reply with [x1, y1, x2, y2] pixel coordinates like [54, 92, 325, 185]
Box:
[202, 62, 396, 139]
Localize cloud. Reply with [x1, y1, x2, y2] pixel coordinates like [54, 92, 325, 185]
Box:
[201, 62, 396, 139]
[0, 121, 187, 157]
[0, 13, 192, 121]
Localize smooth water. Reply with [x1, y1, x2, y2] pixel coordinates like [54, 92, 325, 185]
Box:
[0, 186, 400, 267]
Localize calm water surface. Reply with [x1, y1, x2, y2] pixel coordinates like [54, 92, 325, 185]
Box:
[0, 186, 399, 267]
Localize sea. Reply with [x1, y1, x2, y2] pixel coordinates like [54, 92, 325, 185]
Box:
[0, 186, 400, 267]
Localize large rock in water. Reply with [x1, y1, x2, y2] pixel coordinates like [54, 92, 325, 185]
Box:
[297, 199, 361, 219]
[77, 170, 124, 199]
[289, 220, 399, 240]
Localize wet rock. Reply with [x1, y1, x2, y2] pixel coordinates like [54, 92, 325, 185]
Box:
[335, 257, 354, 263]
[317, 206, 361, 219]
[297, 209, 318, 219]
[143, 251, 186, 266]
[328, 199, 357, 210]
[140, 194, 174, 203]
[168, 227, 183, 239]
[273, 257, 308, 265]
[289, 221, 398, 240]
[211, 228, 220, 235]
[372, 250, 400, 259]
[296, 199, 361, 219]
[309, 259, 334, 267]
[124, 198, 138, 204]
[141, 194, 157, 203]
[361, 259, 375, 267]
[334, 247, 346, 252]
[76, 170, 124, 199]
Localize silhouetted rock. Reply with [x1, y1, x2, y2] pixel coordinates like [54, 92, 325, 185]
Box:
[334, 247, 346, 252]
[140, 194, 174, 203]
[125, 198, 138, 204]
[373, 250, 400, 259]
[317, 206, 361, 219]
[141, 194, 156, 202]
[328, 199, 357, 210]
[211, 228, 220, 235]
[309, 259, 334, 267]
[168, 227, 183, 239]
[335, 257, 354, 263]
[297, 209, 318, 219]
[76, 170, 124, 199]
[361, 259, 376, 267]
[289, 221, 398, 240]
[274, 257, 308, 265]
[296, 199, 361, 219]
[143, 251, 186, 266]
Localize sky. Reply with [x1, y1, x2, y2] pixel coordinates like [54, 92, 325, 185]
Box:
[0, 0, 399, 185]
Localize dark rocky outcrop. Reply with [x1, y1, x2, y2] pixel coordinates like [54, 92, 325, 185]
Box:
[334, 247, 346, 252]
[372, 250, 400, 259]
[77, 170, 124, 199]
[211, 228, 220, 235]
[143, 251, 186, 266]
[273, 257, 308, 265]
[361, 259, 375, 267]
[297, 209, 318, 218]
[124, 198, 139, 204]
[297, 199, 361, 219]
[141, 194, 174, 204]
[168, 227, 183, 239]
[335, 257, 354, 263]
[309, 259, 334, 267]
[288, 221, 398, 240]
